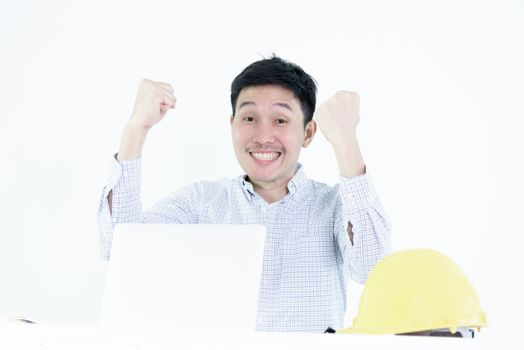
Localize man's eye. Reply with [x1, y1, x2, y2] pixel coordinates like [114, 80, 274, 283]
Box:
[243, 116, 255, 122]
[276, 118, 288, 124]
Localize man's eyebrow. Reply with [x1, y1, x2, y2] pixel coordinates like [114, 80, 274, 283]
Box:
[238, 101, 255, 110]
[273, 102, 293, 111]
[237, 101, 294, 111]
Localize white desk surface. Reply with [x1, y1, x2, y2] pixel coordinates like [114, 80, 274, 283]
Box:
[0, 321, 500, 350]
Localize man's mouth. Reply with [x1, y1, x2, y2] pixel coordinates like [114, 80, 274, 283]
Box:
[250, 151, 281, 161]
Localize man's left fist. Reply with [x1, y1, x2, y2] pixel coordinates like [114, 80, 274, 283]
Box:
[314, 91, 360, 147]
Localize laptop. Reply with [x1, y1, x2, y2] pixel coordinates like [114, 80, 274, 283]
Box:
[99, 224, 266, 332]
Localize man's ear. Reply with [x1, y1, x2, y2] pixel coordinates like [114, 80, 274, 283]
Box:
[302, 120, 317, 148]
[230, 115, 234, 125]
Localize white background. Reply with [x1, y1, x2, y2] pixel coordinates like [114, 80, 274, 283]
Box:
[1, 0, 522, 341]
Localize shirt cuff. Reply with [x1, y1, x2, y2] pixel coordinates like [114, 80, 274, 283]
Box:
[339, 172, 377, 214]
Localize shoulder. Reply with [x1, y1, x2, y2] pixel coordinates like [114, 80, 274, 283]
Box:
[304, 177, 340, 203]
[182, 178, 235, 201]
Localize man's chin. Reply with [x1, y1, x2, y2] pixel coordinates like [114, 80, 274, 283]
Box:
[246, 172, 277, 185]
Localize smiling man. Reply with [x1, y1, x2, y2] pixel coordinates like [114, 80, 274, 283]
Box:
[97, 56, 391, 333]
[231, 84, 316, 203]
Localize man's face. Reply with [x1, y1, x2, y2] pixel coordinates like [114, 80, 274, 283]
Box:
[230, 85, 316, 190]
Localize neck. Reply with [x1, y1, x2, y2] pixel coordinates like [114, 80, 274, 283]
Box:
[247, 165, 299, 204]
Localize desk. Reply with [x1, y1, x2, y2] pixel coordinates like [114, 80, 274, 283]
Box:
[1, 322, 494, 350]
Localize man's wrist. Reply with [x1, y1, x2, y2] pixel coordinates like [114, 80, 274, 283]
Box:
[117, 124, 149, 161]
[331, 134, 366, 177]
[124, 121, 151, 137]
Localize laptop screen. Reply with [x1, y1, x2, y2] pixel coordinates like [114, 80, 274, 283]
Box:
[100, 224, 266, 332]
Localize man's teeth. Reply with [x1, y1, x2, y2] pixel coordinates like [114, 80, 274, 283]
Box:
[251, 152, 280, 161]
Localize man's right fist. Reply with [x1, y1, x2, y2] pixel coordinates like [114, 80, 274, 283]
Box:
[128, 79, 177, 130]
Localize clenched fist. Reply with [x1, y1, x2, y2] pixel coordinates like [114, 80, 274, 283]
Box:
[128, 79, 177, 130]
[117, 79, 176, 161]
[314, 91, 360, 147]
[315, 91, 365, 177]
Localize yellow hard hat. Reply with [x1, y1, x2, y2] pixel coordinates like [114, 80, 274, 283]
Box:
[338, 249, 487, 335]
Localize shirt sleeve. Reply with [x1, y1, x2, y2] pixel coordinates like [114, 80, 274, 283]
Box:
[334, 172, 392, 284]
[96, 154, 200, 261]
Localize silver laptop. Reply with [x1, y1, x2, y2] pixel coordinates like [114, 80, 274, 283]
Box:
[99, 224, 266, 331]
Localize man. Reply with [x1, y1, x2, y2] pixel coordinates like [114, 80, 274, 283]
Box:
[97, 56, 391, 333]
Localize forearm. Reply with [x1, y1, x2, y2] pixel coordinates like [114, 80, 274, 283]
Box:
[331, 132, 366, 178]
[348, 208, 391, 283]
[337, 174, 392, 283]
[117, 123, 150, 161]
[97, 156, 143, 260]
[110, 158, 143, 223]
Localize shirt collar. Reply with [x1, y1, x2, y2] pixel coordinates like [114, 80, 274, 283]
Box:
[239, 163, 307, 201]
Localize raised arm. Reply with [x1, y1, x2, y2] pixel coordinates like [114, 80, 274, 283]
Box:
[107, 79, 177, 212]
[315, 91, 391, 282]
[98, 79, 179, 260]
[315, 91, 365, 244]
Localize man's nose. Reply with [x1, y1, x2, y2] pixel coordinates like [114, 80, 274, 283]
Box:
[252, 122, 275, 144]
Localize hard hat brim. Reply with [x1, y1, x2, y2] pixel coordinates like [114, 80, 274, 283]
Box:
[336, 327, 357, 334]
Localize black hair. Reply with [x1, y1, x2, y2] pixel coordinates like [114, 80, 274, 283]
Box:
[230, 55, 317, 127]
